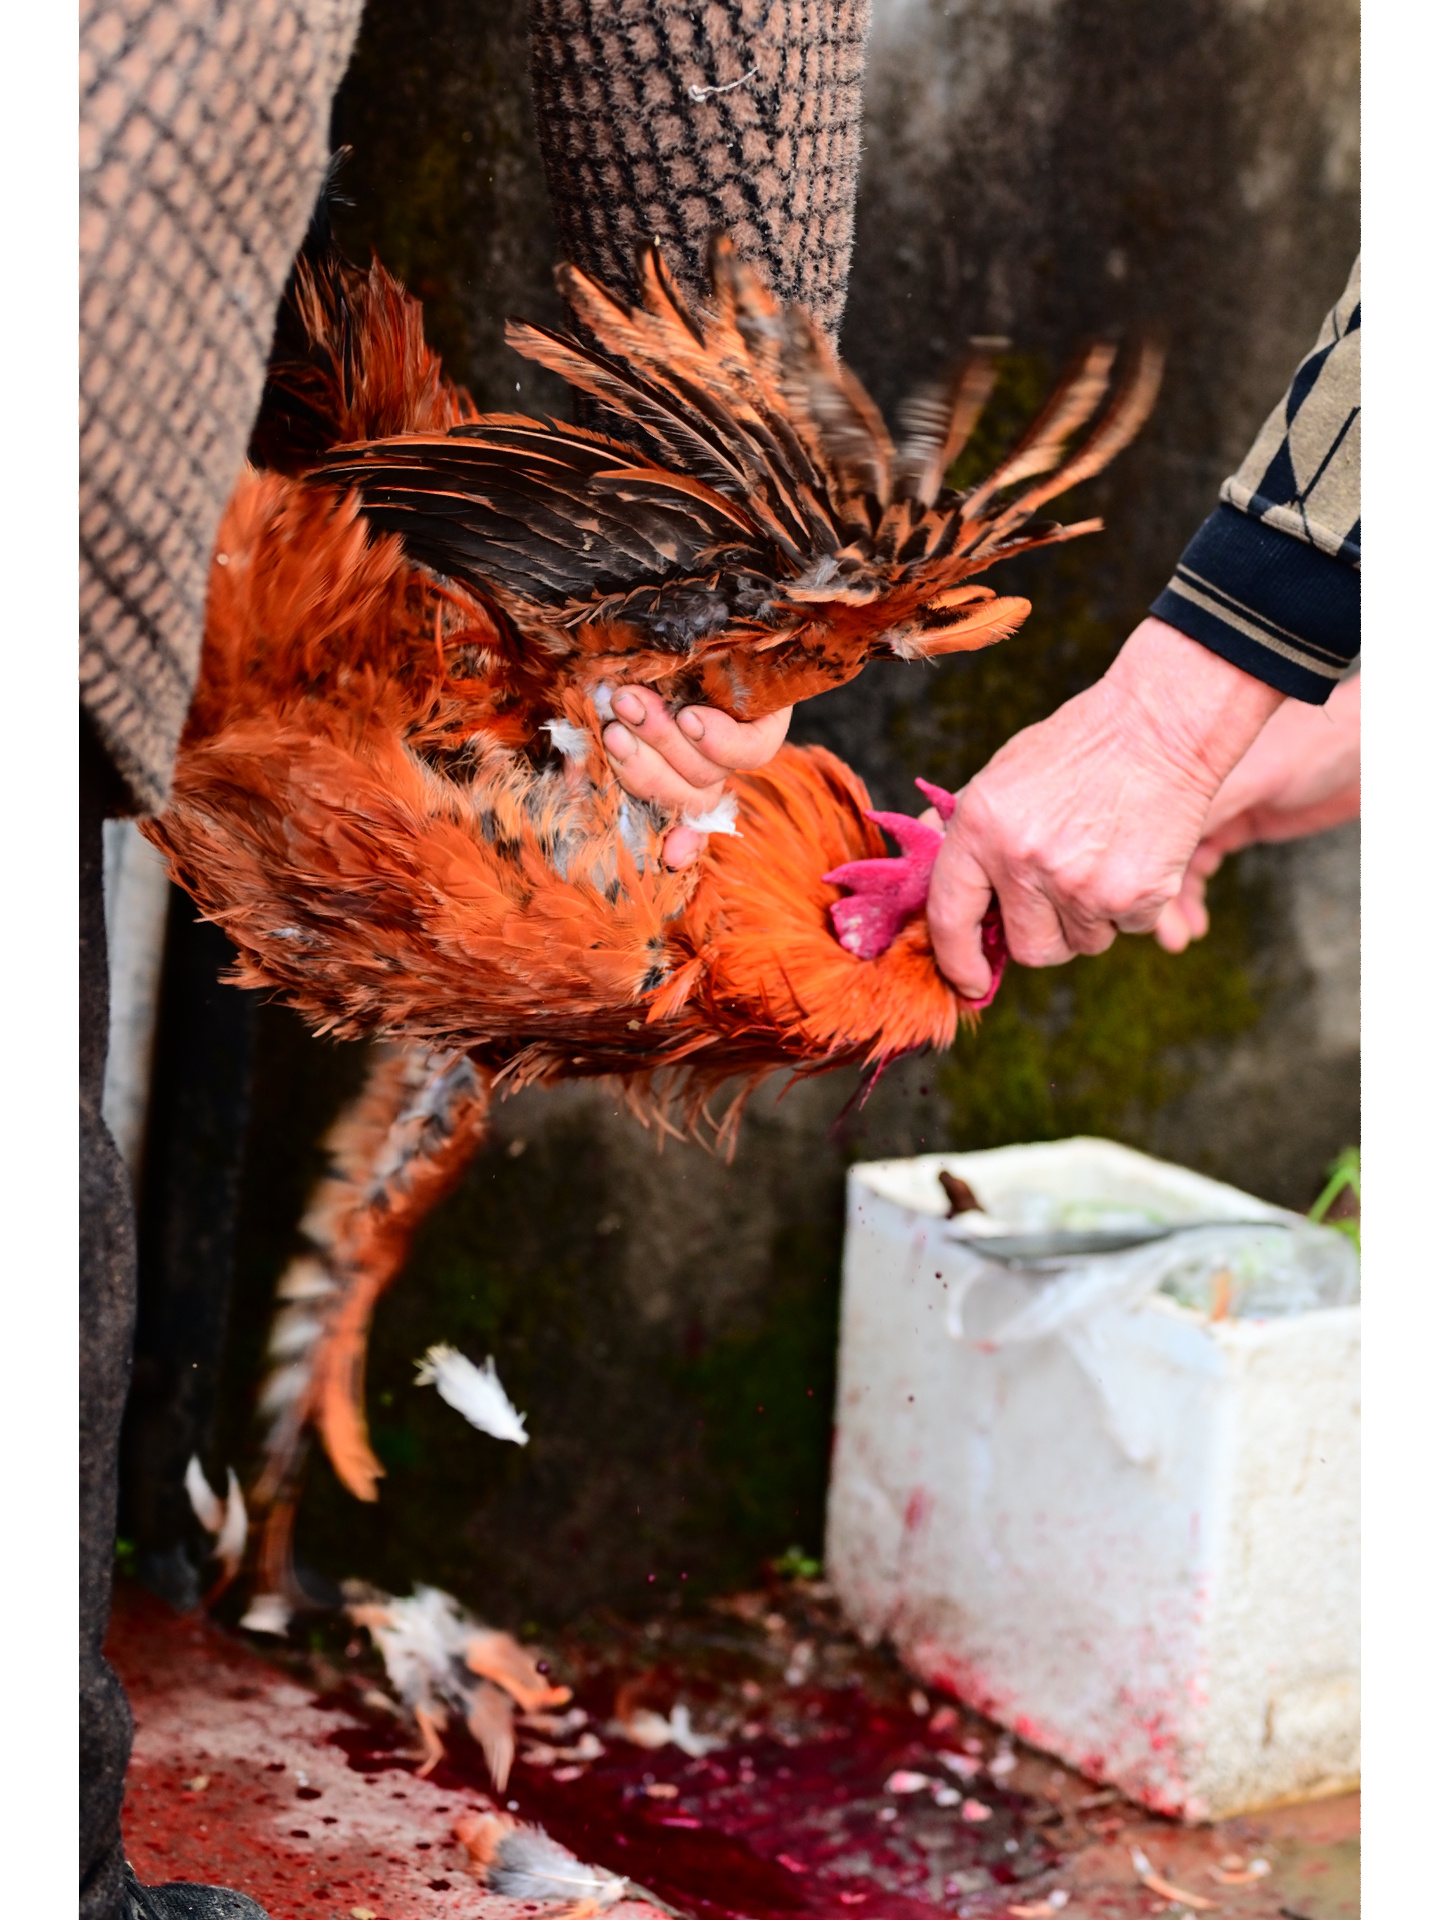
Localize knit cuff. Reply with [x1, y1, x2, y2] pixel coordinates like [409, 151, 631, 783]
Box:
[1150, 503, 1359, 705]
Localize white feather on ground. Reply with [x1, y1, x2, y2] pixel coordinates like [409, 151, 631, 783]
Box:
[346, 1583, 474, 1713]
[239, 1592, 292, 1637]
[487, 1826, 627, 1901]
[345, 1582, 566, 1789]
[614, 1702, 724, 1757]
[454, 1812, 628, 1904]
[413, 1344, 528, 1445]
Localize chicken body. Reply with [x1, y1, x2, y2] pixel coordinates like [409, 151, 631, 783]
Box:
[155, 221, 1159, 1086]
[144, 216, 1159, 1606]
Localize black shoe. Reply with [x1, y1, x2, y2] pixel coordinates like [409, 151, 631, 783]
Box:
[122, 1864, 270, 1919]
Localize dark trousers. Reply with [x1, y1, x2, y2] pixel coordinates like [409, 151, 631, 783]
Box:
[80, 721, 138, 1920]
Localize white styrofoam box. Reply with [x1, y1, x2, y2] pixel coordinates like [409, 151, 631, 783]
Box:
[825, 1137, 1359, 1821]
[101, 818, 171, 1183]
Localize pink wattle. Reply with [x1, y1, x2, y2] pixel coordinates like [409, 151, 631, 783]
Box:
[823, 778, 1008, 1008]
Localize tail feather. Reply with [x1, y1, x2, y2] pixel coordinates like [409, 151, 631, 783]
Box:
[893, 348, 1004, 507]
[253, 1046, 492, 1509]
[959, 341, 1118, 520]
[986, 338, 1166, 536]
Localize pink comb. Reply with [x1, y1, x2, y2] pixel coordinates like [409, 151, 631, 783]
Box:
[823, 778, 1008, 1008]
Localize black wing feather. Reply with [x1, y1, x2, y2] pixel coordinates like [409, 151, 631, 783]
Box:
[317, 427, 772, 606]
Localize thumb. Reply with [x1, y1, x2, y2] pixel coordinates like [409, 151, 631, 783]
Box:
[1153, 851, 1216, 952]
[661, 824, 705, 870]
[927, 827, 1002, 999]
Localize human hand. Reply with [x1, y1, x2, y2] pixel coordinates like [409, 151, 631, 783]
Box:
[602, 686, 793, 869]
[926, 617, 1285, 997]
[1153, 673, 1360, 951]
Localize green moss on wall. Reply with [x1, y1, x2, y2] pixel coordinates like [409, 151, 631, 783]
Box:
[939, 887, 1260, 1151]
[667, 1217, 841, 1580]
[910, 547, 1265, 1157]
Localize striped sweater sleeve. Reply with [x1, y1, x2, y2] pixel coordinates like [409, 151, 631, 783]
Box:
[1151, 255, 1360, 703]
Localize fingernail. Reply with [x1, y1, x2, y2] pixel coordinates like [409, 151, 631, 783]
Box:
[602, 723, 634, 760]
[614, 691, 645, 724]
[677, 709, 706, 740]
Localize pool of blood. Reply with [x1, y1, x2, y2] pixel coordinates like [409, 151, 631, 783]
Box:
[328, 1682, 1057, 1919]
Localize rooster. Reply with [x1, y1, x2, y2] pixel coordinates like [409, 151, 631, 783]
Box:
[144, 202, 1159, 1612]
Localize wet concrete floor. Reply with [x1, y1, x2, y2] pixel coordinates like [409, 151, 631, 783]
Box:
[110, 1578, 1357, 1920]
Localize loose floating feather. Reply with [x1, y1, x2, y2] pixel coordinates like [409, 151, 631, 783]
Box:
[183, 1457, 249, 1584]
[145, 214, 1159, 1602]
[184, 1455, 227, 1536]
[414, 1345, 530, 1445]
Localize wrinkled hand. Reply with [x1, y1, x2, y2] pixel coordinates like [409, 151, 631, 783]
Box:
[926, 618, 1285, 998]
[602, 686, 792, 869]
[1154, 672, 1360, 951]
